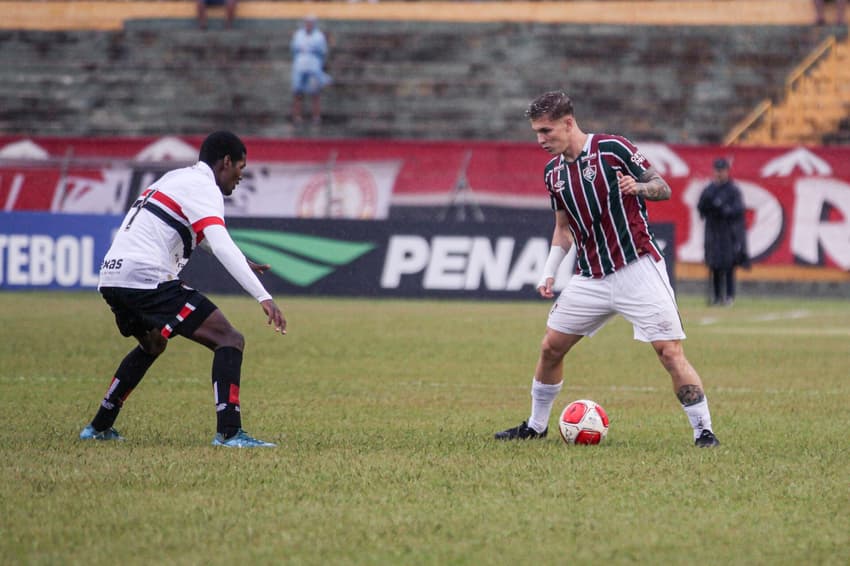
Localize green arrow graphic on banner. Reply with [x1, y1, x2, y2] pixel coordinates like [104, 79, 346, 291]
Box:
[229, 228, 376, 287]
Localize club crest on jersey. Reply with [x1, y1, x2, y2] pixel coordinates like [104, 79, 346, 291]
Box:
[582, 165, 597, 182]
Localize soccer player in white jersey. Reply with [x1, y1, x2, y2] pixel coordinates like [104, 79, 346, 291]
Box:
[79, 131, 286, 448]
[495, 91, 720, 447]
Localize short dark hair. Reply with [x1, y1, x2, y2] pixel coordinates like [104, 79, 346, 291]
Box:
[199, 131, 246, 166]
[526, 91, 575, 120]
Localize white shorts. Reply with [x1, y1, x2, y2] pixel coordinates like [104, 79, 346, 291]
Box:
[547, 255, 686, 342]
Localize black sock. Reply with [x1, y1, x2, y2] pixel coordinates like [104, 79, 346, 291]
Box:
[212, 347, 243, 438]
[90, 346, 158, 431]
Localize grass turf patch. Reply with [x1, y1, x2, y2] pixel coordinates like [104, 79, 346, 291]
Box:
[1, 292, 848, 564]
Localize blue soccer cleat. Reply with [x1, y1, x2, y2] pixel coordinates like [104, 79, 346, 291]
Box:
[79, 424, 125, 441]
[211, 429, 276, 448]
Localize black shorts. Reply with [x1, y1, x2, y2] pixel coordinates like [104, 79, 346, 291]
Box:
[100, 281, 218, 340]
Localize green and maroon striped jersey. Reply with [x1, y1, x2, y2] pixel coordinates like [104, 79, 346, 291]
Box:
[544, 134, 663, 278]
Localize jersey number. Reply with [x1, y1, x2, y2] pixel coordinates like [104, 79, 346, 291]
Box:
[124, 189, 158, 230]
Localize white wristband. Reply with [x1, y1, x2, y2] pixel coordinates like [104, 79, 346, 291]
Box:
[538, 245, 568, 288]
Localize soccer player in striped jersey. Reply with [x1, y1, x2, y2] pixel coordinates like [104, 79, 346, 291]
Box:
[495, 91, 719, 447]
[79, 131, 286, 448]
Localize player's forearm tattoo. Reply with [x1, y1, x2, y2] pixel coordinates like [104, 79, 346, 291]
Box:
[677, 384, 705, 406]
[636, 170, 672, 201]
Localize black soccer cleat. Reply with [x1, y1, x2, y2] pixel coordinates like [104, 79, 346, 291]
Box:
[494, 421, 547, 440]
[695, 429, 720, 448]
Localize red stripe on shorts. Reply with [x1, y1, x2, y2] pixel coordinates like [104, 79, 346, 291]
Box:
[177, 303, 195, 321]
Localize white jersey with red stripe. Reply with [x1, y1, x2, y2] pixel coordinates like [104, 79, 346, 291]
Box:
[98, 161, 226, 289]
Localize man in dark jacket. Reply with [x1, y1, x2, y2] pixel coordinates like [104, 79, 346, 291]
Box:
[697, 158, 749, 306]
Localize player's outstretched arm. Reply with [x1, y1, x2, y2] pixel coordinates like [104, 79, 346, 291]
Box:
[203, 225, 286, 334]
[538, 211, 573, 299]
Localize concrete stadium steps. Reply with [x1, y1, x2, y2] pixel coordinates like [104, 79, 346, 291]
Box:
[0, 23, 833, 141]
[312, 22, 833, 143]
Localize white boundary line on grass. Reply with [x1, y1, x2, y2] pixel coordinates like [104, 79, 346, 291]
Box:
[703, 327, 850, 336]
[696, 309, 813, 326]
[393, 381, 849, 396]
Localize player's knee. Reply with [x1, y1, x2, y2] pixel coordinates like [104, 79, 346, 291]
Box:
[222, 327, 245, 351]
[540, 336, 568, 362]
[654, 340, 684, 368]
[151, 342, 167, 356]
[139, 329, 168, 356]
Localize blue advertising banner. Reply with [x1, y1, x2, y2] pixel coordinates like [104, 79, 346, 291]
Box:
[1, 212, 674, 298]
[0, 212, 121, 290]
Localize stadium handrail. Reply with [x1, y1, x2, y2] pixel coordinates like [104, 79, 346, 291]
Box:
[785, 35, 837, 88]
[723, 99, 773, 146]
[1, 1, 819, 31]
[724, 35, 838, 145]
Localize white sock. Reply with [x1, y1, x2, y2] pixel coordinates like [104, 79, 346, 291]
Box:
[528, 379, 563, 433]
[682, 397, 713, 440]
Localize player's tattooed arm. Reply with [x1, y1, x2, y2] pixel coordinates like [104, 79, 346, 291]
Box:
[676, 384, 705, 406]
[617, 167, 671, 201]
[635, 168, 672, 201]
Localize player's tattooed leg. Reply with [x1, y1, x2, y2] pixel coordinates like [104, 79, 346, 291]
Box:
[677, 384, 705, 406]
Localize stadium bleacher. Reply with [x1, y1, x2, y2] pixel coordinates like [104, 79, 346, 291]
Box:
[0, 1, 841, 143]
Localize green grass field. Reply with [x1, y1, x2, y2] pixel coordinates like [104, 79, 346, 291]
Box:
[1, 291, 848, 565]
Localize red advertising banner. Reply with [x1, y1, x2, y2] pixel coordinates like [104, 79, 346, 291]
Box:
[1, 135, 848, 275]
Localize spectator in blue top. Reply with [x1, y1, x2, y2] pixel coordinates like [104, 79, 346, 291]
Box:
[290, 15, 332, 126]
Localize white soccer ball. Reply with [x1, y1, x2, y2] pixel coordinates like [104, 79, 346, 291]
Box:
[558, 399, 610, 445]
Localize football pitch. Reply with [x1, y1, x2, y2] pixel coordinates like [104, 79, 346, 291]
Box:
[1, 291, 848, 565]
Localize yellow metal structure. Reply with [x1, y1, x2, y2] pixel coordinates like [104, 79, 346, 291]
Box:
[725, 36, 850, 146]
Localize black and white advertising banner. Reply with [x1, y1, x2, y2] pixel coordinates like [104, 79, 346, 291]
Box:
[1, 213, 673, 298]
[181, 218, 676, 299]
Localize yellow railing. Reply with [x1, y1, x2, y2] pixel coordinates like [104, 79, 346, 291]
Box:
[785, 35, 836, 89]
[724, 35, 838, 146]
[722, 98, 772, 146]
